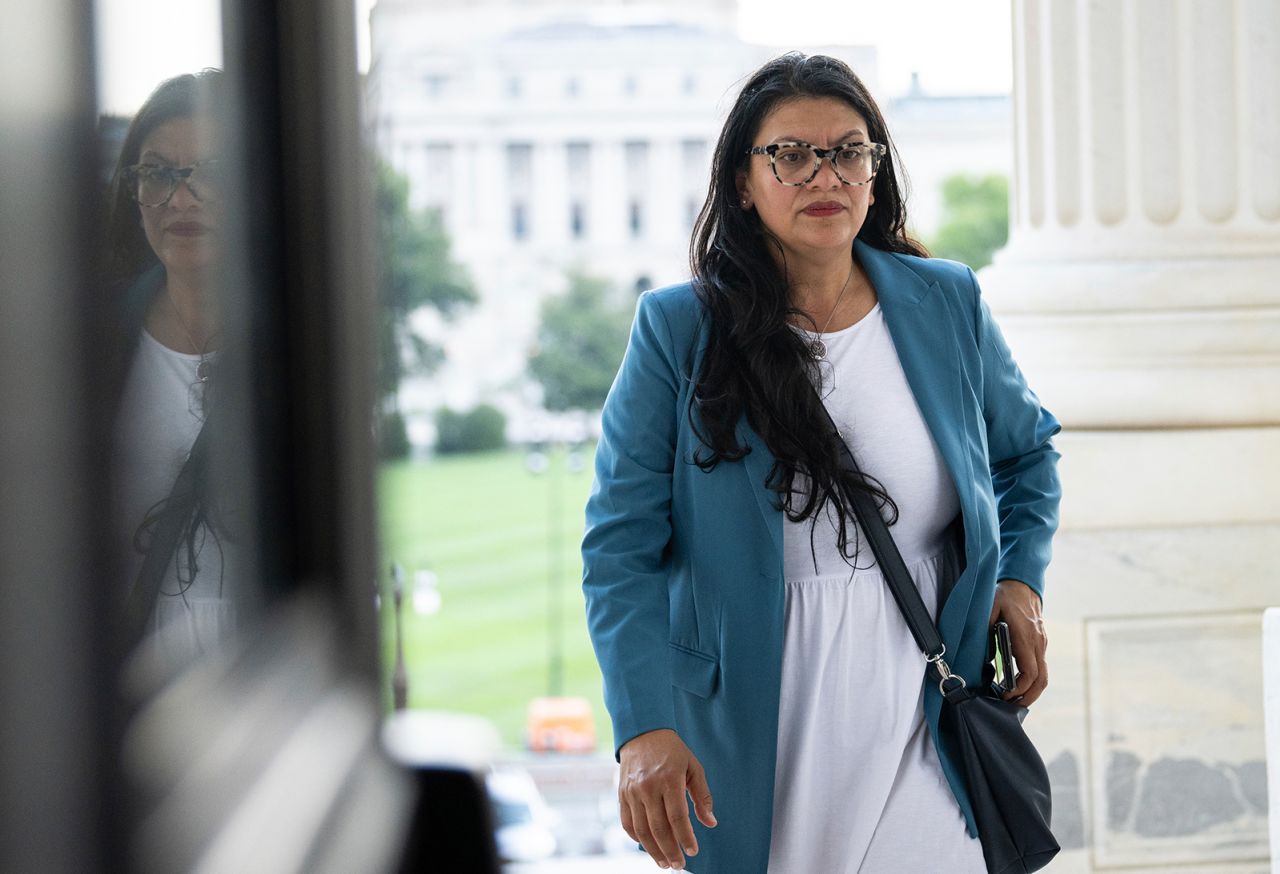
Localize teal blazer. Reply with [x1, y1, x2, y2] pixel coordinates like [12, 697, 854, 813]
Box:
[582, 240, 1061, 874]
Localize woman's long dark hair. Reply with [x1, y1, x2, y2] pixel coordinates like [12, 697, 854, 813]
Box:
[689, 52, 929, 563]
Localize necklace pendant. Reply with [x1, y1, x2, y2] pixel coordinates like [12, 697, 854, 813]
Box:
[810, 338, 827, 360]
[196, 360, 211, 382]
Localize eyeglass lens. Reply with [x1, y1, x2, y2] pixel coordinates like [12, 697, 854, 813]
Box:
[772, 145, 877, 185]
[133, 164, 221, 207]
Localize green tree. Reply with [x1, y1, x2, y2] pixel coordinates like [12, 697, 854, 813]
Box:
[929, 174, 1009, 270]
[528, 273, 633, 412]
[435, 404, 507, 454]
[374, 160, 477, 457]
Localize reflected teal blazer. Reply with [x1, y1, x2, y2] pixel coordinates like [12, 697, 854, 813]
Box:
[582, 240, 1061, 874]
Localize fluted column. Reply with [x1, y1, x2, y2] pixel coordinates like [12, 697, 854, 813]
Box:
[985, 2, 1280, 871]
[983, 0, 1280, 428]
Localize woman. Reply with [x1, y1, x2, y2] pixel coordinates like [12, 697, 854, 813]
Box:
[582, 53, 1060, 873]
[104, 70, 241, 666]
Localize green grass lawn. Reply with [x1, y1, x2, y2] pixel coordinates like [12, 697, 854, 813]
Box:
[377, 445, 614, 751]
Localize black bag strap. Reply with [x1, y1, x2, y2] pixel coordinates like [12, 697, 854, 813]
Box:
[120, 419, 211, 649]
[811, 390, 966, 686]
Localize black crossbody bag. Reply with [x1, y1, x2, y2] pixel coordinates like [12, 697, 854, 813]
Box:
[815, 398, 1059, 874]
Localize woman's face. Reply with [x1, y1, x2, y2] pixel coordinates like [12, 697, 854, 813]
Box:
[737, 95, 875, 267]
[135, 115, 221, 276]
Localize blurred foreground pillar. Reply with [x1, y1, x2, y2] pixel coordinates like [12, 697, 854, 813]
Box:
[979, 1, 1280, 870]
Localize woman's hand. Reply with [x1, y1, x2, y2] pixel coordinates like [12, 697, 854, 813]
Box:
[618, 728, 717, 870]
[988, 578, 1049, 706]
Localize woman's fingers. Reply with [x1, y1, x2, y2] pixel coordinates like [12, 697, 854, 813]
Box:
[623, 793, 667, 869]
[1022, 658, 1049, 705]
[687, 759, 717, 828]
[664, 788, 700, 862]
[644, 792, 688, 869]
[1007, 614, 1049, 706]
[619, 791, 637, 842]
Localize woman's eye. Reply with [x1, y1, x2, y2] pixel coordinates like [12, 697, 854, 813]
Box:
[776, 149, 806, 164]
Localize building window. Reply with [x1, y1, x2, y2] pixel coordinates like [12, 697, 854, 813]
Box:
[565, 76, 579, 97]
[507, 142, 533, 241]
[506, 76, 522, 98]
[682, 73, 697, 95]
[622, 74, 637, 97]
[424, 142, 452, 212]
[566, 141, 591, 183]
[629, 200, 643, 238]
[424, 74, 449, 97]
[625, 140, 649, 181]
[506, 142, 533, 192]
[681, 138, 708, 231]
[512, 202, 528, 240]
[566, 140, 591, 236]
[625, 140, 648, 239]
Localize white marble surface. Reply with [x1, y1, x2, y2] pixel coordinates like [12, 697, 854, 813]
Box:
[1264, 609, 1280, 874]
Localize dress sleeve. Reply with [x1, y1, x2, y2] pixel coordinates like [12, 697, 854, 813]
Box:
[582, 290, 680, 758]
[971, 269, 1062, 598]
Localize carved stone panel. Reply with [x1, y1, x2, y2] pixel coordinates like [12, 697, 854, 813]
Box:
[1086, 612, 1270, 868]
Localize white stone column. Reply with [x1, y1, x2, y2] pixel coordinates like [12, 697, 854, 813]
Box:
[531, 139, 569, 248]
[980, 2, 1280, 870]
[985, 0, 1280, 429]
[1265, 609, 1280, 869]
[649, 139, 684, 252]
[591, 138, 630, 257]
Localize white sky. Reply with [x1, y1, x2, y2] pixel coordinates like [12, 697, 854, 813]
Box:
[95, 0, 1010, 115]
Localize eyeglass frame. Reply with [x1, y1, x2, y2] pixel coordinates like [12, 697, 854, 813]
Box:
[745, 141, 887, 187]
[122, 160, 221, 207]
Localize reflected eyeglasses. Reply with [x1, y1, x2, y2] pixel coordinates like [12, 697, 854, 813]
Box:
[123, 160, 222, 207]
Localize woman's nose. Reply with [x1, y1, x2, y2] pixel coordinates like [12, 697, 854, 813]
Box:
[809, 156, 843, 189]
[168, 177, 201, 208]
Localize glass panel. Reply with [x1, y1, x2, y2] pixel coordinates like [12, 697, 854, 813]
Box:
[96, 0, 260, 676]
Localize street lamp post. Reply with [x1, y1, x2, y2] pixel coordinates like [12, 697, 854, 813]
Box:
[392, 562, 408, 711]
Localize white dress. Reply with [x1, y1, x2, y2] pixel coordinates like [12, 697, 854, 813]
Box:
[766, 304, 986, 873]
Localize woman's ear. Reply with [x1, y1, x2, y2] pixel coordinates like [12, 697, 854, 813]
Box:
[735, 171, 751, 209]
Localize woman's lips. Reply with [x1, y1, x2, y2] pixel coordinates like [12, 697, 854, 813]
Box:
[802, 202, 845, 217]
[166, 222, 212, 237]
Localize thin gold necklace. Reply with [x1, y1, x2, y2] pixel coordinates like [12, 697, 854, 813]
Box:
[807, 261, 856, 361]
[166, 290, 217, 421]
[166, 287, 214, 384]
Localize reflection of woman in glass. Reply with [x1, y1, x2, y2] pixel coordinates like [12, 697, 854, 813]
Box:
[104, 70, 238, 664]
[583, 54, 1060, 872]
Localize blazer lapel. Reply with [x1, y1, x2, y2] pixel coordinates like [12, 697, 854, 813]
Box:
[855, 241, 977, 544]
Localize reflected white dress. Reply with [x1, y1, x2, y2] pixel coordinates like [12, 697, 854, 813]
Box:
[114, 330, 242, 666]
[766, 304, 986, 873]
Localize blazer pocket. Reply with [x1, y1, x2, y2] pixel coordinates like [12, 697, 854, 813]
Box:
[669, 642, 719, 699]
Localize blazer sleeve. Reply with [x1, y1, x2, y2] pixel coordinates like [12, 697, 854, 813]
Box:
[971, 269, 1062, 598]
[582, 290, 680, 758]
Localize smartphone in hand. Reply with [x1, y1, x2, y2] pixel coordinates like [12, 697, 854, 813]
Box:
[989, 621, 1016, 697]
